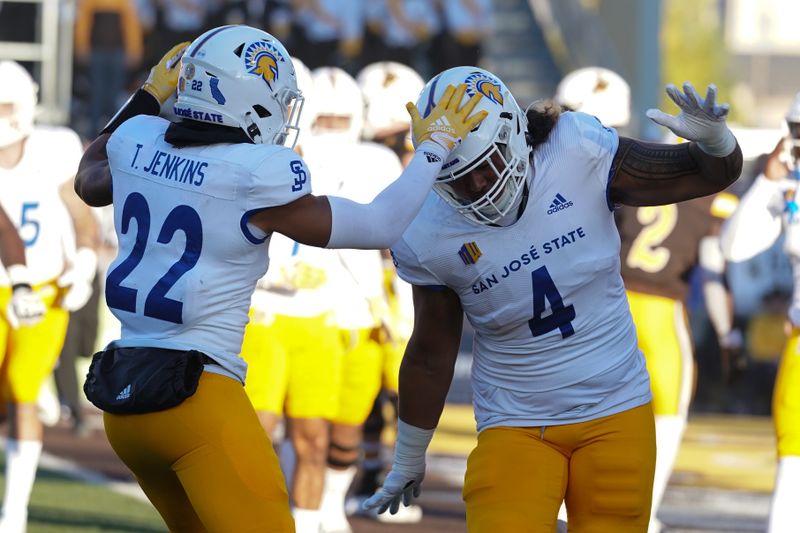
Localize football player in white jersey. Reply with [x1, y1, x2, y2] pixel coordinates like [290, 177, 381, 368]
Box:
[720, 94, 800, 533]
[73, 25, 487, 533]
[0, 60, 99, 533]
[300, 66, 406, 533]
[347, 60, 426, 524]
[363, 66, 743, 532]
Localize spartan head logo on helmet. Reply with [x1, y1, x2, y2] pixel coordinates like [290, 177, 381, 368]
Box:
[465, 71, 504, 106]
[245, 41, 283, 90]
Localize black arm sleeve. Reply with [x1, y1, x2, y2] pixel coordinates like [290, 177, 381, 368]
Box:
[608, 138, 743, 207]
[99, 89, 161, 136]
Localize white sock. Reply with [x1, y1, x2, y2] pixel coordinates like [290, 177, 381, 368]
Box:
[650, 415, 686, 533]
[292, 508, 322, 533]
[1, 439, 42, 525]
[769, 456, 800, 533]
[320, 466, 356, 531]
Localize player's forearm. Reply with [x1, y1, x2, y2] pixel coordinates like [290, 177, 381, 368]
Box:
[610, 138, 743, 206]
[398, 340, 459, 429]
[326, 141, 446, 249]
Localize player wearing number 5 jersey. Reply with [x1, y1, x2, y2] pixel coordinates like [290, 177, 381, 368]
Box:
[0, 60, 99, 533]
[363, 66, 743, 533]
[73, 25, 487, 533]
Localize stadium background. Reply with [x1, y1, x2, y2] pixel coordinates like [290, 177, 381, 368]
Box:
[0, 0, 798, 531]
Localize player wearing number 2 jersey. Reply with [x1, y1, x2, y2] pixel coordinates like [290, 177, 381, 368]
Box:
[363, 66, 743, 533]
[73, 26, 487, 533]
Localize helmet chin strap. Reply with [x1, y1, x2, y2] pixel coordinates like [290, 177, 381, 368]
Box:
[243, 112, 263, 143]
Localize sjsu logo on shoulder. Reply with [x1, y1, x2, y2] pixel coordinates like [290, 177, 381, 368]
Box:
[464, 71, 504, 106]
[245, 40, 285, 90]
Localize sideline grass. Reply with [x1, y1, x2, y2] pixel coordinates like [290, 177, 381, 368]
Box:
[0, 456, 164, 533]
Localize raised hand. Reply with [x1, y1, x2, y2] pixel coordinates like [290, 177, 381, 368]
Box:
[646, 82, 737, 157]
[407, 83, 488, 154]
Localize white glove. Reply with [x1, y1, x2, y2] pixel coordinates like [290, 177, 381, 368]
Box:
[58, 247, 97, 312]
[363, 420, 434, 515]
[646, 82, 737, 157]
[6, 265, 46, 328]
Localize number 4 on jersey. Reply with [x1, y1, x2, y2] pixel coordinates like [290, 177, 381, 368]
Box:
[528, 266, 575, 339]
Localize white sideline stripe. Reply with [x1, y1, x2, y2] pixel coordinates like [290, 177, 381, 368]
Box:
[36, 449, 150, 502]
[0, 436, 149, 503]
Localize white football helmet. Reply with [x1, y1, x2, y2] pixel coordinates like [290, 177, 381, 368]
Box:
[310, 67, 364, 144]
[555, 67, 630, 127]
[414, 66, 530, 225]
[174, 25, 304, 146]
[0, 61, 37, 149]
[357, 61, 424, 140]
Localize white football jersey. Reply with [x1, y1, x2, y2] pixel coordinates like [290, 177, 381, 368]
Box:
[0, 126, 83, 286]
[303, 140, 402, 329]
[105, 115, 311, 382]
[720, 173, 800, 325]
[392, 112, 651, 431]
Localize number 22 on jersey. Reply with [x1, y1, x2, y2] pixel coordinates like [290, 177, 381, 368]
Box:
[106, 192, 203, 324]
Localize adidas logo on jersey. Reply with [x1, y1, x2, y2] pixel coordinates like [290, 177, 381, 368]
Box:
[116, 384, 132, 401]
[424, 151, 442, 163]
[547, 193, 573, 214]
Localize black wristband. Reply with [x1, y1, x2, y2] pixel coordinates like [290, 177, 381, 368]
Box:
[100, 89, 161, 136]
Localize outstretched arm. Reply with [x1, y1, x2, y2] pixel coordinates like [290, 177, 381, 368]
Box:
[610, 82, 742, 206]
[609, 137, 742, 206]
[250, 84, 488, 249]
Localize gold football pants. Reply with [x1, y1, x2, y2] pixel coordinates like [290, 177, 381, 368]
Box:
[104, 372, 294, 533]
[463, 403, 656, 533]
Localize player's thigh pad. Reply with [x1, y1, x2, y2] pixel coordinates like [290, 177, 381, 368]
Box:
[103, 371, 294, 533]
[282, 313, 344, 420]
[774, 330, 800, 457]
[463, 426, 568, 533]
[626, 291, 692, 416]
[241, 319, 288, 413]
[564, 403, 656, 533]
[333, 328, 383, 425]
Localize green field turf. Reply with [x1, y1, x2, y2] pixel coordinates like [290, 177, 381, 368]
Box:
[1, 457, 165, 533]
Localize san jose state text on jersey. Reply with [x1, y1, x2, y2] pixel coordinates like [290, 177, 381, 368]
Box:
[472, 226, 587, 294]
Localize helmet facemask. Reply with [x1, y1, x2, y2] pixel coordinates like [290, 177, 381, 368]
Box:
[434, 120, 529, 225]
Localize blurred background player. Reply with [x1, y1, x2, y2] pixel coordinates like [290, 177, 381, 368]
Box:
[720, 92, 800, 533]
[0, 60, 99, 533]
[344, 60, 425, 525]
[556, 66, 741, 533]
[299, 66, 407, 533]
[237, 56, 346, 533]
